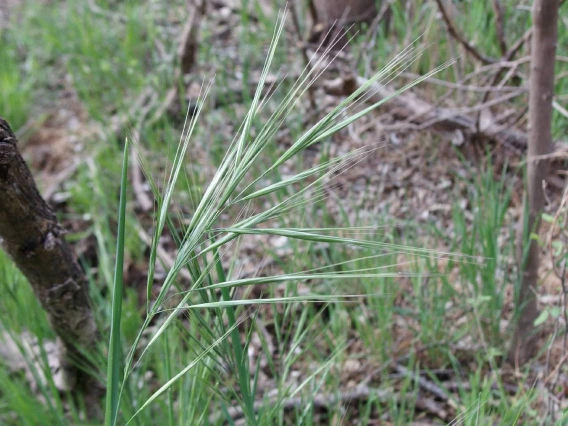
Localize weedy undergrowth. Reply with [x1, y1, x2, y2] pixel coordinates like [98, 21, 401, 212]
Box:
[103, 10, 467, 426]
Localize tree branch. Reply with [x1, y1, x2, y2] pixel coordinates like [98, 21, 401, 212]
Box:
[0, 117, 101, 412]
[434, 0, 497, 64]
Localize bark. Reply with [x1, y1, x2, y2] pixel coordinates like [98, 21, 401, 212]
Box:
[0, 117, 101, 406]
[310, 0, 382, 47]
[177, 0, 207, 76]
[313, 0, 378, 25]
[508, 0, 560, 365]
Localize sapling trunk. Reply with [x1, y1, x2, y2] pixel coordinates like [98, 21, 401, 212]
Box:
[509, 0, 560, 365]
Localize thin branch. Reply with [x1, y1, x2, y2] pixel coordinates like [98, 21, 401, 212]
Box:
[395, 364, 461, 411]
[217, 385, 390, 423]
[0, 117, 102, 413]
[492, 0, 507, 55]
[321, 73, 565, 156]
[506, 28, 532, 60]
[434, 0, 497, 64]
[400, 72, 521, 93]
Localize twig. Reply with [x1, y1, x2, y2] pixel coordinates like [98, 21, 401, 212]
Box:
[322, 74, 561, 155]
[400, 72, 521, 93]
[544, 351, 568, 387]
[464, 56, 530, 77]
[491, 0, 507, 55]
[404, 56, 529, 126]
[415, 396, 450, 421]
[217, 385, 390, 422]
[395, 364, 460, 410]
[475, 55, 526, 132]
[414, 90, 525, 129]
[501, 105, 529, 134]
[474, 22, 531, 131]
[394, 58, 528, 139]
[434, 0, 497, 64]
[443, 380, 520, 394]
[506, 28, 532, 60]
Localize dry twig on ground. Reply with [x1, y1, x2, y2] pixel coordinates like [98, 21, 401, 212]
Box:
[323, 74, 533, 153]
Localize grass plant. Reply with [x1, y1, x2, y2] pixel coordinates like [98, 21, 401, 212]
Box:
[0, 1, 566, 425]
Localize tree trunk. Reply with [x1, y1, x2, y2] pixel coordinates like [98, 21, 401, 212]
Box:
[313, 0, 378, 25]
[508, 0, 560, 365]
[309, 0, 381, 47]
[0, 117, 101, 405]
[177, 0, 207, 76]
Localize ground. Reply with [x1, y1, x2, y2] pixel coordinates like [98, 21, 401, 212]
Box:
[1, 0, 567, 425]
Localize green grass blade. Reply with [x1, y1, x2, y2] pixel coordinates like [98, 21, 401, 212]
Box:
[104, 139, 129, 426]
[211, 239, 256, 424]
[125, 319, 242, 425]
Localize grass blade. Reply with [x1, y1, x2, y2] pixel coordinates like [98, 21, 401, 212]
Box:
[104, 139, 129, 426]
